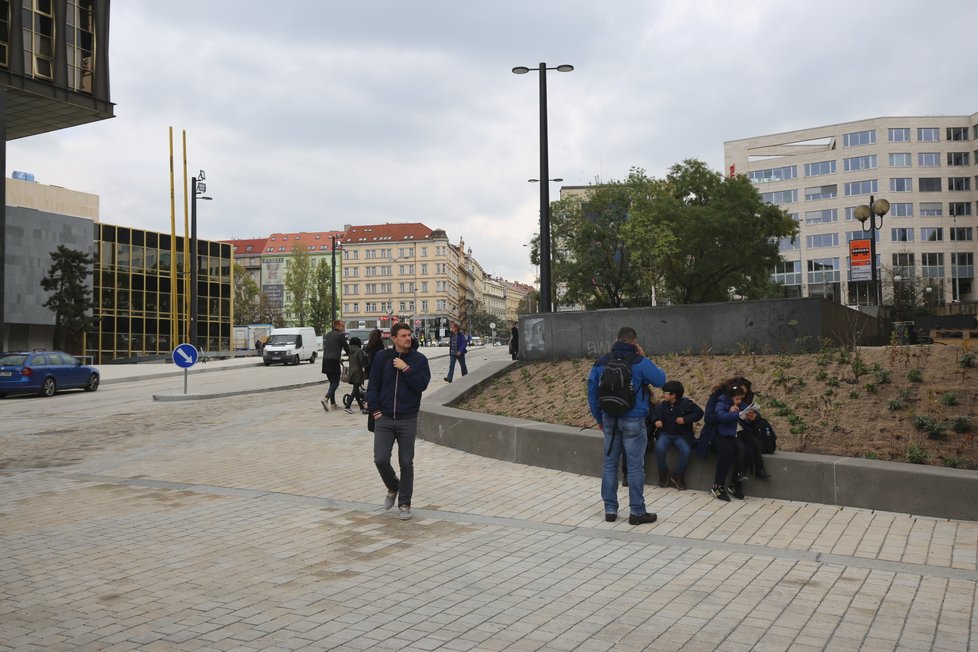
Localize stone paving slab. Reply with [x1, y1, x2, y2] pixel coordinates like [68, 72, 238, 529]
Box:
[2, 347, 977, 650]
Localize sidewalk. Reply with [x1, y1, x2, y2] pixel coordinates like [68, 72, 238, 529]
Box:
[2, 346, 977, 651]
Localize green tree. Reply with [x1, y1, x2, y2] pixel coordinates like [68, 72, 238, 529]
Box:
[467, 303, 498, 338]
[308, 259, 335, 335]
[284, 245, 313, 326]
[41, 245, 95, 353]
[233, 263, 261, 324]
[656, 159, 797, 303]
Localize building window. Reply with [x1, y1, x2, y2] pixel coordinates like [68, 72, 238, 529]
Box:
[842, 130, 876, 147]
[804, 161, 836, 177]
[804, 209, 838, 225]
[891, 228, 914, 242]
[889, 178, 912, 192]
[918, 177, 942, 192]
[921, 253, 944, 278]
[888, 127, 911, 142]
[950, 202, 973, 216]
[888, 153, 912, 167]
[920, 227, 943, 242]
[804, 185, 837, 201]
[918, 152, 941, 167]
[844, 155, 877, 172]
[947, 127, 969, 141]
[747, 165, 797, 183]
[917, 127, 940, 142]
[948, 177, 971, 191]
[844, 179, 878, 196]
[846, 230, 879, 243]
[436, 300, 447, 312]
[808, 258, 840, 283]
[951, 227, 973, 241]
[947, 152, 971, 166]
[919, 202, 943, 217]
[806, 233, 839, 248]
[890, 203, 913, 217]
[772, 260, 801, 286]
[421, 300, 429, 312]
[777, 236, 799, 252]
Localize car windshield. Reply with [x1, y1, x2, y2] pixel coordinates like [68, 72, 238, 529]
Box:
[0, 354, 28, 366]
[267, 334, 295, 345]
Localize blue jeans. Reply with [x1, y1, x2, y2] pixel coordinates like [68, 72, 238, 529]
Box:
[601, 415, 648, 516]
[446, 352, 467, 380]
[655, 433, 692, 475]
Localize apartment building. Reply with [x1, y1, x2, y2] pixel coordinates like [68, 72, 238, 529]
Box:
[725, 115, 978, 306]
[339, 223, 458, 339]
[256, 231, 342, 325]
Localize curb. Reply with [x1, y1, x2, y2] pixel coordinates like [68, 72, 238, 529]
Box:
[152, 379, 323, 402]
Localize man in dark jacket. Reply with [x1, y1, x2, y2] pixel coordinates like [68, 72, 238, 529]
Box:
[321, 320, 350, 411]
[367, 322, 431, 521]
[652, 380, 704, 491]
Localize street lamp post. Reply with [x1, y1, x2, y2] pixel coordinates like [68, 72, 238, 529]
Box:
[853, 195, 890, 307]
[190, 171, 212, 350]
[513, 62, 573, 314]
[330, 234, 339, 322]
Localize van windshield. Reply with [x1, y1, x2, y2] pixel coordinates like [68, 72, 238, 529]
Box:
[267, 334, 296, 345]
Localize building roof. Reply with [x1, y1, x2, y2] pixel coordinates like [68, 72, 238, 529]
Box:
[262, 230, 344, 253]
[341, 222, 434, 244]
[226, 238, 267, 255]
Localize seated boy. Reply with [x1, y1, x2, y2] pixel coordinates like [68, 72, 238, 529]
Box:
[652, 381, 704, 490]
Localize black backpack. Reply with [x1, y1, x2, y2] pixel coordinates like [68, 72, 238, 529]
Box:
[755, 416, 777, 454]
[597, 351, 640, 416]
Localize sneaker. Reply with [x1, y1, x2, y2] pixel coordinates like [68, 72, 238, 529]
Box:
[443, 377, 452, 383]
[669, 473, 687, 491]
[734, 473, 749, 483]
[728, 485, 745, 500]
[711, 485, 730, 502]
[658, 470, 668, 488]
[344, 407, 354, 414]
[399, 506, 412, 520]
[628, 512, 657, 525]
[383, 491, 397, 510]
[320, 398, 330, 412]
[605, 513, 617, 522]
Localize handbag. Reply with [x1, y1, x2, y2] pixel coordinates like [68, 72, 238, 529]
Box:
[340, 363, 349, 384]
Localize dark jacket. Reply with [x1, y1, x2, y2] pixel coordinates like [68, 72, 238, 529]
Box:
[713, 394, 742, 438]
[586, 341, 667, 424]
[696, 390, 721, 458]
[449, 331, 467, 356]
[323, 328, 349, 362]
[362, 340, 385, 375]
[346, 343, 367, 386]
[652, 397, 704, 447]
[366, 347, 431, 419]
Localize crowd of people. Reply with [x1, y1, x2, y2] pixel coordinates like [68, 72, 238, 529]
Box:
[588, 325, 776, 524]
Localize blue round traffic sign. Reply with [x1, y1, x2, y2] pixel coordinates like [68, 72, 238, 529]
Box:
[172, 343, 199, 368]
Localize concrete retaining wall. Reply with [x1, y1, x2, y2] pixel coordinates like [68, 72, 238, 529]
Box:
[419, 360, 978, 522]
[519, 298, 882, 360]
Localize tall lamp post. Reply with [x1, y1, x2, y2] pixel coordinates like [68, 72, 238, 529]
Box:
[853, 195, 889, 307]
[190, 170, 212, 350]
[330, 234, 340, 322]
[513, 62, 574, 313]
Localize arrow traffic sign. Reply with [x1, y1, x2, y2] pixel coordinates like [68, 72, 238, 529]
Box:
[172, 343, 199, 369]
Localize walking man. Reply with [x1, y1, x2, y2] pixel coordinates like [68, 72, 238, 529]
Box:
[587, 326, 667, 525]
[368, 322, 431, 520]
[443, 322, 468, 383]
[321, 319, 349, 411]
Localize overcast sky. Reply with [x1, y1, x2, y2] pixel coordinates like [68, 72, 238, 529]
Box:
[9, 0, 978, 283]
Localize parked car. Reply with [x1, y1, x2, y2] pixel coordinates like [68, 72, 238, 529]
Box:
[0, 351, 100, 397]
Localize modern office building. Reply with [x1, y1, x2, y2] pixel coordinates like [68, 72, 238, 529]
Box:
[90, 223, 232, 363]
[1, 0, 114, 350]
[725, 115, 977, 306]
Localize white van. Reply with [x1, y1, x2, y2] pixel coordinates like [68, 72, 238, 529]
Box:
[262, 327, 318, 366]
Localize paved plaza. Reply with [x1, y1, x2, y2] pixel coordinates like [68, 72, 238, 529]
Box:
[2, 346, 977, 651]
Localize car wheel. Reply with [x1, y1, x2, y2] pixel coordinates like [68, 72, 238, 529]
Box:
[293, 355, 300, 365]
[84, 372, 100, 392]
[40, 377, 57, 397]
[264, 361, 271, 367]
[310, 351, 318, 364]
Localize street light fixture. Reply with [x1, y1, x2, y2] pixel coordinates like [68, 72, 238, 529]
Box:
[513, 62, 574, 313]
[853, 195, 889, 306]
[330, 234, 340, 323]
[190, 170, 212, 350]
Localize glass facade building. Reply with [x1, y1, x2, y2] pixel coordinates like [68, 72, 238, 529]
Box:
[89, 223, 232, 363]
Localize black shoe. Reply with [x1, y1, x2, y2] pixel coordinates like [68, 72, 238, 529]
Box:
[622, 479, 628, 487]
[734, 473, 749, 483]
[728, 485, 745, 500]
[658, 470, 668, 488]
[628, 512, 657, 525]
[711, 485, 730, 502]
[443, 377, 452, 383]
[605, 513, 617, 522]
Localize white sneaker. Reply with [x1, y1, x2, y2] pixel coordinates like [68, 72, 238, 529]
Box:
[320, 398, 330, 412]
[399, 506, 412, 520]
[384, 491, 396, 510]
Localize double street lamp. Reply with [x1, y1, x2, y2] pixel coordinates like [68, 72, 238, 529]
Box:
[853, 195, 889, 307]
[190, 170, 212, 350]
[513, 62, 574, 314]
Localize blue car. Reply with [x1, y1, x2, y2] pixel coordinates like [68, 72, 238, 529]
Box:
[0, 351, 100, 398]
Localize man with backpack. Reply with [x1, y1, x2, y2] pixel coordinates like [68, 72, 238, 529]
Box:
[587, 326, 667, 525]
